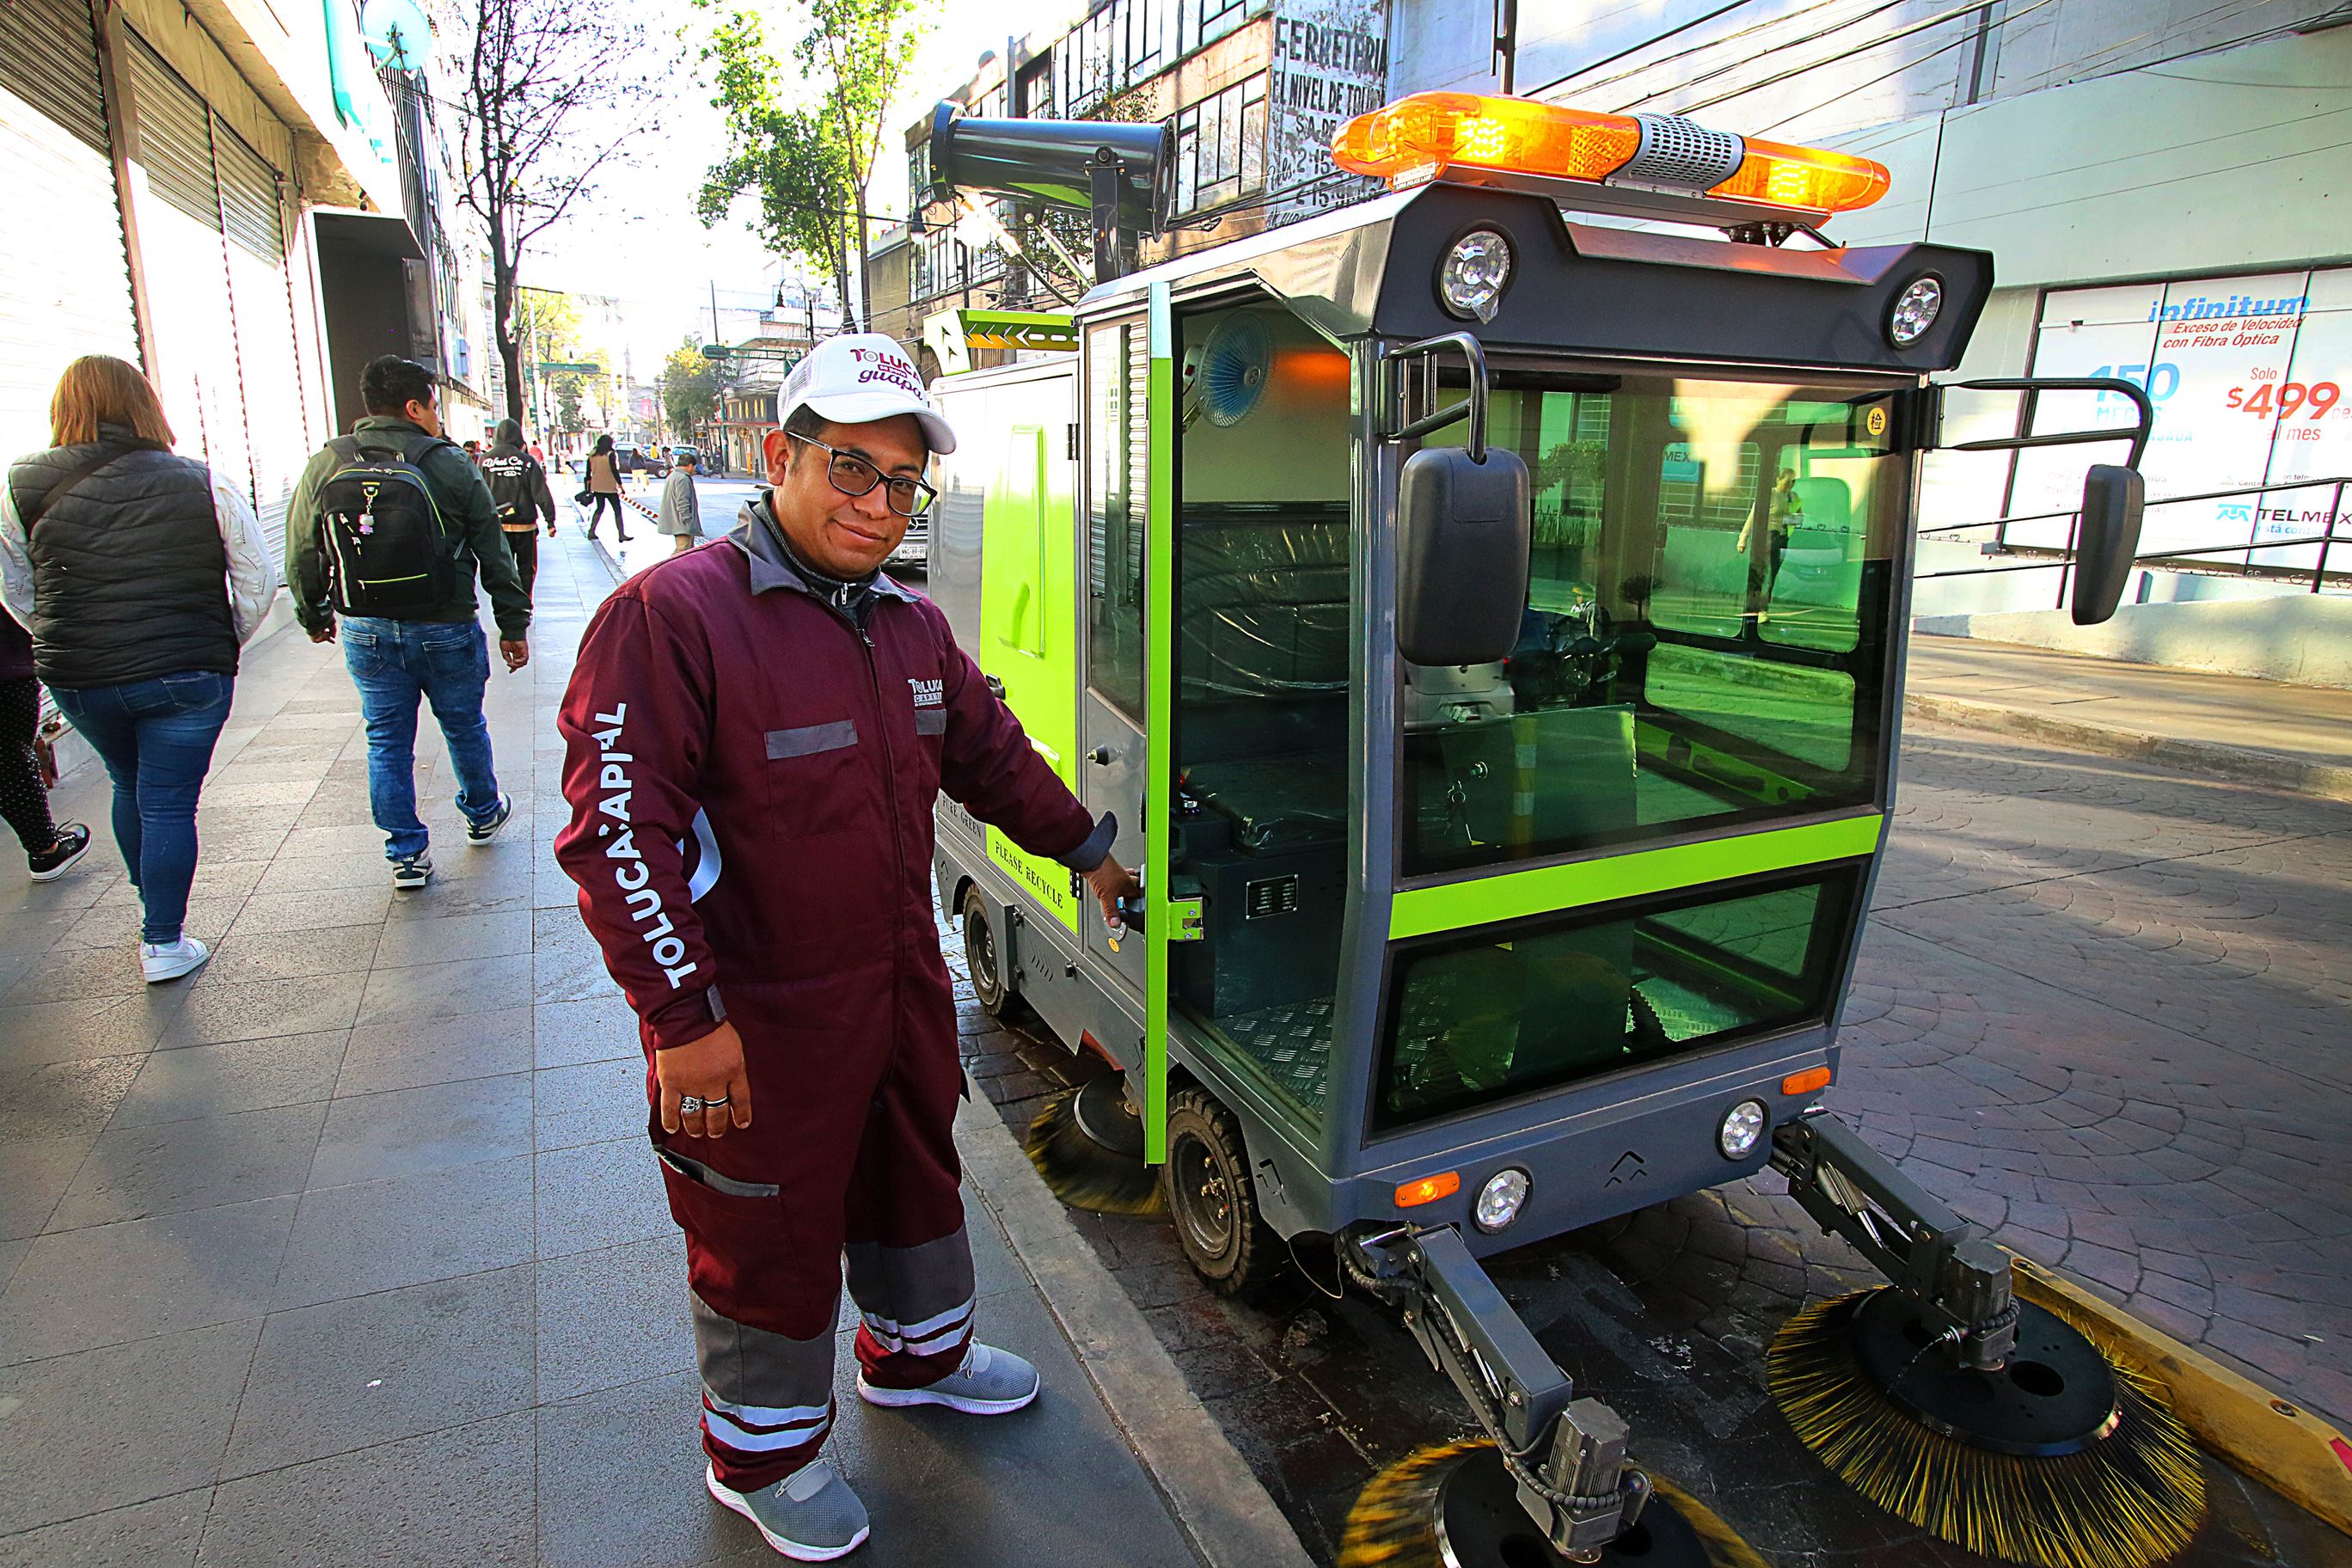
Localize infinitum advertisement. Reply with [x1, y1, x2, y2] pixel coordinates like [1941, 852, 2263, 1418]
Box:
[2012, 266, 2349, 573]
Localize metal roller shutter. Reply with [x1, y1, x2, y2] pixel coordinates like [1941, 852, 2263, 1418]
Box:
[0, 0, 109, 151]
[0, 0, 139, 462]
[215, 122, 308, 580]
[126, 34, 255, 515]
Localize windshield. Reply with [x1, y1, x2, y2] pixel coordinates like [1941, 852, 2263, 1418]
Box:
[1403, 370, 1905, 878]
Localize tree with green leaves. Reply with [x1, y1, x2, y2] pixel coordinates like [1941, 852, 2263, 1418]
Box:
[662, 340, 723, 441]
[695, 0, 928, 330]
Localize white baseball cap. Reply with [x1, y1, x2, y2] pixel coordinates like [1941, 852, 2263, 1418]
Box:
[780, 333, 956, 456]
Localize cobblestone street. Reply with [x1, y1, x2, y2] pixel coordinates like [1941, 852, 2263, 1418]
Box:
[958, 720, 2352, 1566]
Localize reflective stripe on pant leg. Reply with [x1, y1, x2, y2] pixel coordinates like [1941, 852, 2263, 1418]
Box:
[692, 1288, 838, 1494]
[846, 1229, 977, 1389]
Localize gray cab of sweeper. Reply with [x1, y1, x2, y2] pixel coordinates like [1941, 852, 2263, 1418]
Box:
[927, 167, 2149, 1289]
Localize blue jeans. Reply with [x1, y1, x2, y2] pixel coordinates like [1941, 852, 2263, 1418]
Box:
[342, 618, 502, 861]
[52, 671, 234, 945]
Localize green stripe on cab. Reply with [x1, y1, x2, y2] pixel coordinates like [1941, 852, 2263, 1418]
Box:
[1388, 813, 1884, 941]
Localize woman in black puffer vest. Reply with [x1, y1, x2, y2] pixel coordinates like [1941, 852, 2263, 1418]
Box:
[1, 356, 275, 983]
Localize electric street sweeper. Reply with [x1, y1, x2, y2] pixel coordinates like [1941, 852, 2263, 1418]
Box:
[911, 90, 2215, 1568]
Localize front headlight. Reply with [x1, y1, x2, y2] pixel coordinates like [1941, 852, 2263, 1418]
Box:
[1718, 1099, 1769, 1161]
[1473, 1167, 1531, 1232]
[1439, 230, 1513, 323]
[1888, 275, 1944, 346]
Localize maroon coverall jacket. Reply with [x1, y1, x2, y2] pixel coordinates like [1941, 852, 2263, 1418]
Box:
[554, 508, 1106, 1344]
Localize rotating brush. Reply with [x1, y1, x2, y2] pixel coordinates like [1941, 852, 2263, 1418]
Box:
[1767, 1288, 2204, 1568]
[1024, 1073, 1164, 1216]
[1338, 1437, 1771, 1568]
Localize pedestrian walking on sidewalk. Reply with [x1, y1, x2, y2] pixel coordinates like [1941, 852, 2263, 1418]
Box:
[0, 614, 90, 882]
[481, 417, 557, 597]
[287, 355, 532, 891]
[583, 434, 630, 542]
[0, 355, 274, 981]
[657, 449, 704, 554]
[554, 334, 1141, 1562]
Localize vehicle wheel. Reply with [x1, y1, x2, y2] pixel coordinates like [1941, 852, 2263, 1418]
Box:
[960, 885, 1014, 1018]
[1161, 1086, 1277, 1295]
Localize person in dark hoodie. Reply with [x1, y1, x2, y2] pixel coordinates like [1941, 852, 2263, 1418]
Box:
[481, 418, 558, 597]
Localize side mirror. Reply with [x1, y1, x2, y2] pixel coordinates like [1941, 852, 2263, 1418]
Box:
[1398, 445, 1531, 666]
[2071, 464, 2144, 627]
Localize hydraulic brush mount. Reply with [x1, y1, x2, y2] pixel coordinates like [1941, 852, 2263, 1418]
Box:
[1771, 1112, 2019, 1372]
[1353, 1225, 1649, 1561]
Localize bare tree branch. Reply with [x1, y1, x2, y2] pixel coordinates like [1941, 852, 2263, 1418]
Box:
[440, 0, 671, 423]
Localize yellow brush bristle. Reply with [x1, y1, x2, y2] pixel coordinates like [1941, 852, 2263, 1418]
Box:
[1767, 1290, 2205, 1568]
[1338, 1439, 1488, 1568]
[1023, 1091, 1165, 1216]
[1338, 1440, 1773, 1568]
[1647, 1477, 1773, 1568]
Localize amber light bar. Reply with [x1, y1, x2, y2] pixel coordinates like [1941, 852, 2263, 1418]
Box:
[1712, 134, 1890, 215]
[1332, 93, 1641, 186]
[1330, 91, 1890, 217]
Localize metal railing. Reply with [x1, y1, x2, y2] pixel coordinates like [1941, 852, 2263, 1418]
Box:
[1917, 475, 2352, 605]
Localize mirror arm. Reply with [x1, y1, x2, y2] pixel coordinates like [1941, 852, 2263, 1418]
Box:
[1936, 376, 2155, 469]
[1384, 332, 1491, 462]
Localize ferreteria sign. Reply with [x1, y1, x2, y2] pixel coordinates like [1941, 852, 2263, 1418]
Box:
[1267, 0, 1388, 224]
[539, 361, 601, 374]
[922, 309, 1077, 377]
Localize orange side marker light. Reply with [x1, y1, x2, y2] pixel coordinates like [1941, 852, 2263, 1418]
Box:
[1395, 1172, 1461, 1209]
[1781, 1066, 1834, 1097]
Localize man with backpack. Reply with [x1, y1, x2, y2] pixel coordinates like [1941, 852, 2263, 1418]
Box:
[480, 417, 558, 597]
[286, 355, 531, 890]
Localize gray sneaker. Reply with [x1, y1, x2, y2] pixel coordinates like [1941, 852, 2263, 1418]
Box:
[706, 1461, 869, 1561]
[856, 1339, 1038, 1415]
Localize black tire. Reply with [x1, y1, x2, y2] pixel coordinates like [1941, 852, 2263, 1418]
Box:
[1161, 1086, 1277, 1295]
[960, 885, 1013, 1018]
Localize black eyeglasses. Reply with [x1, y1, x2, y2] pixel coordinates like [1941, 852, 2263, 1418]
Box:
[796, 437, 936, 518]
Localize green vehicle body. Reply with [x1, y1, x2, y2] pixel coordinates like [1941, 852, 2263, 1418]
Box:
[926, 177, 1999, 1260]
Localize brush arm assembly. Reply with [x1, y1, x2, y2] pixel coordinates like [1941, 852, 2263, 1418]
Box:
[1356, 1225, 1650, 1561]
[1771, 1113, 2018, 1373]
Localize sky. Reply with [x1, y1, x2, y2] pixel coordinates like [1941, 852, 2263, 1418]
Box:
[509, 0, 1081, 381]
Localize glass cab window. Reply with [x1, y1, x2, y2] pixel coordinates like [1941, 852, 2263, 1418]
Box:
[1377, 868, 1857, 1130]
[1402, 370, 1904, 878]
[1171, 302, 1354, 1129]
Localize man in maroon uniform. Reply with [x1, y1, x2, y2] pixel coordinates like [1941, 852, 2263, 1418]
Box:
[556, 334, 1138, 1560]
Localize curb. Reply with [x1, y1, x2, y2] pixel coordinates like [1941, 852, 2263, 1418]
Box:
[954, 1090, 1318, 1568]
[2012, 1256, 2352, 1540]
[1904, 692, 2352, 805]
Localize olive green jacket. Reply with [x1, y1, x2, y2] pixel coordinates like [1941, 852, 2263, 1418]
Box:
[285, 414, 531, 640]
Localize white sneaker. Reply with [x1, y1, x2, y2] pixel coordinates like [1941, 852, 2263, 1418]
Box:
[139, 935, 210, 983]
[706, 1461, 869, 1561]
[855, 1340, 1038, 1415]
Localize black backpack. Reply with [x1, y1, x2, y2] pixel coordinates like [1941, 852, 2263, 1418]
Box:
[478, 450, 534, 524]
[313, 432, 459, 616]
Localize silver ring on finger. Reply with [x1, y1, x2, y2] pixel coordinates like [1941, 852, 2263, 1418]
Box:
[701, 1095, 730, 1108]
[679, 1094, 706, 1114]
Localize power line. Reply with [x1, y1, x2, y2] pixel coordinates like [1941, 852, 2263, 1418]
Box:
[1603, 0, 1920, 113]
[1752, 0, 2050, 135]
[1520, 0, 1770, 100]
[1645, 0, 2017, 118]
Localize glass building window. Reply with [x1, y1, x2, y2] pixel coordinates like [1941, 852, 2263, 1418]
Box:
[1173, 73, 1268, 215]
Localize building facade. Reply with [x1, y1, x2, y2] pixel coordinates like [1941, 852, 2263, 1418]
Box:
[1388, 0, 2352, 644]
[1, 0, 485, 591]
[878, 0, 1388, 371]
